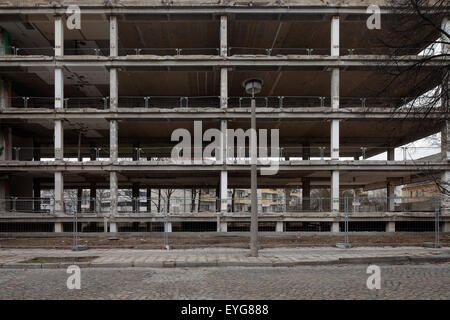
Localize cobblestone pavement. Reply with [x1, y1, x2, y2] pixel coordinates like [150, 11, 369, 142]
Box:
[0, 263, 448, 299]
[0, 247, 448, 265]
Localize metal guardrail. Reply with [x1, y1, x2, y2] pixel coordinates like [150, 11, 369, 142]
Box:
[6, 95, 414, 109]
[0, 46, 430, 57]
[6, 145, 442, 162]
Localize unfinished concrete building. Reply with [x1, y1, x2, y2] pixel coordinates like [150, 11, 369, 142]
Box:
[0, 0, 449, 233]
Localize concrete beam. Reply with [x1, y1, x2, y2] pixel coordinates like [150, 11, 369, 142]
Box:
[1, 56, 447, 68]
[1, 161, 449, 172]
[0, 7, 404, 16]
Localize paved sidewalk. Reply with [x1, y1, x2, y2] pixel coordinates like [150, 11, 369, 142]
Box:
[0, 246, 449, 268]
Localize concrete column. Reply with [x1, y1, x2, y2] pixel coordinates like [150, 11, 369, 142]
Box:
[132, 182, 140, 213]
[386, 221, 395, 232]
[0, 180, 6, 211]
[110, 120, 118, 161]
[110, 172, 118, 218]
[54, 120, 64, 160]
[220, 170, 228, 212]
[330, 85, 339, 160]
[54, 222, 63, 233]
[331, 16, 339, 56]
[110, 222, 117, 233]
[33, 179, 41, 212]
[443, 222, 450, 233]
[220, 68, 228, 109]
[77, 187, 82, 213]
[90, 143, 97, 160]
[387, 178, 395, 212]
[302, 142, 310, 160]
[89, 183, 97, 213]
[54, 16, 64, 110]
[302, 177, 311, 211]
[220, 221, 228, 232]
[0, 78, 10, 110]
[54, 67, 64, 109]
[387, 148, 395, 161]
[332, 221, 340, 232]
[33, 141, 40, 161]
[54, 15, 64, 56]
[146, 188, 152, 212]
[110, 16, 119, 111]
[54, 171, 64, 215]
[220, 15, 227, 57]
[331, 171, 339, 212]
[110, 16, 118, 57]
[110, 68, 118, 111]
[276, 221, 284, 232]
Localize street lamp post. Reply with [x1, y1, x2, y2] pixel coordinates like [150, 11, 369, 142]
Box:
[243, 78, 263, 257]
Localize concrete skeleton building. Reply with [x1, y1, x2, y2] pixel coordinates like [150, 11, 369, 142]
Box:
[0, 0, 449, 233]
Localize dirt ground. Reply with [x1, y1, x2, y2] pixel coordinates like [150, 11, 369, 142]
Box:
[0, 233, 448, 249]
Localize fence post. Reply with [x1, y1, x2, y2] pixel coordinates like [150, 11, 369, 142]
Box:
[163, 205, 169, 250]
[72, 200, 78, 250]
[435, 197, 441, 248]
[345, 196, 349, 246]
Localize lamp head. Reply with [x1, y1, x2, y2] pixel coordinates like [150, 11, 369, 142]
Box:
[242, 78, 263, 95]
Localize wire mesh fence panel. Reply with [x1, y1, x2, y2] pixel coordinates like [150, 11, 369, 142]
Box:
[0, 194, 447, 248]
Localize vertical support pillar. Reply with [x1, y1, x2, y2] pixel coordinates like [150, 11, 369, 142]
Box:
[54, 15, 64, 57]
[110, 16, 118, 111]
[386, 221, 395, 232]
[387, 148, 395, 161]
[387, 178, 395, 212]
[89, 182, 97, 213]
[332, 221, 340, 232]
[109, 15, 119, 222]
[54, 172, 64, 215]
[110, 172, 118, 231]
[55, 222, 63, 233]
[331, 171, 339, 212]
[146, 187, 152, 213]
[0, 78, 10, 110]
[110, 120, 118, 161]
[330, 16, 340, 213]
[302, 142, 310, 160]
[33, 179, 41, 212]
[302, 177, 311, 211]
[77, 187, 82, 214]
[0, 179, 6, 211]
[276, 221, 284, 232]
[132, 182, 140, 213]
[220, 15, 227, 57]
[220, 170, 228, 212]
[54, 120, 64, 160]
